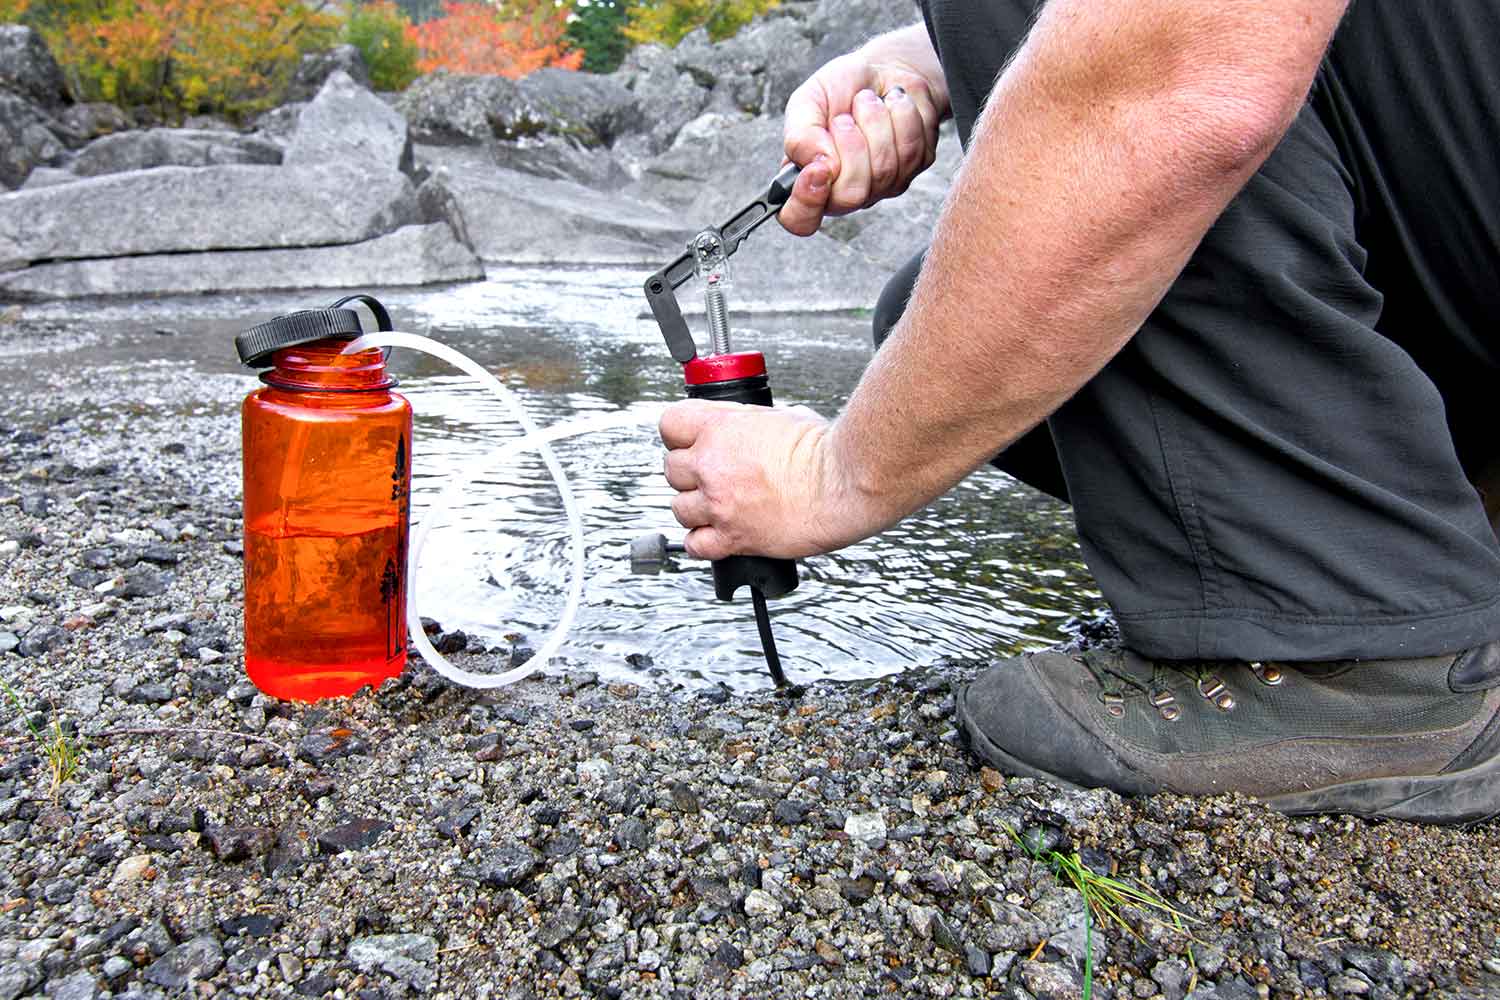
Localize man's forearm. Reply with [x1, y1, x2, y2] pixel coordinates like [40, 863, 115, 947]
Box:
[826, 0, 1348, 526]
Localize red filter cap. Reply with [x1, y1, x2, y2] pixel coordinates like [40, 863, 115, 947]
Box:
[684, 352, 767, 386]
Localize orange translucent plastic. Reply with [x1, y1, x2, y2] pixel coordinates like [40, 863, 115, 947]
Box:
[241, 342, 412, 701]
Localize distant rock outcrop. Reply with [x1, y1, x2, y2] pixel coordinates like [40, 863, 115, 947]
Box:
[0, 70, 479, 300]
[1, 0, 961, 309]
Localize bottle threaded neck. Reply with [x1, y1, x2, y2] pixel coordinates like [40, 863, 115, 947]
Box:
[261, 341, 394, 392]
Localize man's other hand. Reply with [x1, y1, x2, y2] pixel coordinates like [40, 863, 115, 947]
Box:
[658, 399, 885, 561]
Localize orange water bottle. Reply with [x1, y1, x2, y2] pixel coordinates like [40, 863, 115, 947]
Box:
[234, 295, 412, 701]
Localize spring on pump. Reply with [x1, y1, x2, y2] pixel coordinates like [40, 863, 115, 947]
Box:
[705, 276, 732, 355]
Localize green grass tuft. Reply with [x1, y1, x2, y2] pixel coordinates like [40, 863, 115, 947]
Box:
[1, 676, 83, 801]
[1003, 821, 1199, 999]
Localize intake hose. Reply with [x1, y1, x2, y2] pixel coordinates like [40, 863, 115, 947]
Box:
[345, 332, 666, 688]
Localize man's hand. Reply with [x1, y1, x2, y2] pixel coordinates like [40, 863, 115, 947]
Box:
[658, 399, 891, 561]
[780, 25, 950, 237]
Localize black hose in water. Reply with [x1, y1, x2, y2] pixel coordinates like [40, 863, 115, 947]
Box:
[751, 586, 787, 688]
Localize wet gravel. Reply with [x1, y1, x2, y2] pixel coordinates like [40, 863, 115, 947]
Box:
[2, 315, 1499, 998]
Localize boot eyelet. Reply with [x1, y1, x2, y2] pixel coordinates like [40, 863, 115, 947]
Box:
[1101, 692, 1125, 718]
[1197, 675, 1227, 700]
[1250, 661, 1283, 686]
[1150, 690, 1180, 722]
[1214, 692, 1236, 711]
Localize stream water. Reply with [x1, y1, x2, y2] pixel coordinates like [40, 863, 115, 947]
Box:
[9, 266, 1103, 691]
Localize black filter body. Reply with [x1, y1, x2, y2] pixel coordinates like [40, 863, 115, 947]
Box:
[685, 371, 800, 602]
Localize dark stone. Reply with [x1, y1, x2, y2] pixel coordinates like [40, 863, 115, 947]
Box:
[1344, 947, 1404, 986]
[297, 728, 370, 764]
[1017, 960, 1082, 1000]
[542, 831, 579, 858]
[964, 944, 991, 977]
[569, 718, 595, 732]
[80, 548, 113, 570]
[624, 652, 653, 669]
[838, 876, 877, 904]
[125, 681, 173, 704]
[931, 912, 963, 955]
[713, 940, 744, 969]
[17, 624, 66, 657]
[532, 805, 562, 827]
[41, 876, 75, 904]
[534, 905, 584, 948]
[144, 935, 224, 989]
[302, 776, 337, 802]
[220, 914, 283, 939]
[480, 842, 540, 888]
[700, 685, 730, 705]
[117, 565, 169, 599]
[203, 826, 276, 863]
[66, 570, 104, 589]
[772, 799, 809, 825]
[433, 629, 468, 654]
[138, 544, 180, 566]
[226, 944, 270, 976]
[296, 972, 337, 996]
[613, 817, 649, 852]
[316, 817, 393, 854]
[669, 780, 700, 814]
[436, 805, 479, 839]
[1020, 824, 1063, 855]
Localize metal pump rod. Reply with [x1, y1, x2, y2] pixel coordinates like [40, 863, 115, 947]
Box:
[644, 162, 802, 363]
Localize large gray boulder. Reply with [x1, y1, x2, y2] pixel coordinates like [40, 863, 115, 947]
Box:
[396, 68, 639, 148]
[396, 72, 523, 144]
[513, 68, 639, 146]
[0, 162, 420, 269]
[490, 135, 630, 190]
[53, 101, 132, 145]
[625, 114, 783, 218]
[0, 26, 67, 108]
[285, 70, 412, 173]
[0, 223, 481, 300]
[67, 128, 282, 178]
[805, 0, 922, 65]
[609, 45, 710, 157]
[417, 144, 681, 263]
[671, 19, 815, 117]
[285, 43, 371, 103]
[0, 91, 65, 189]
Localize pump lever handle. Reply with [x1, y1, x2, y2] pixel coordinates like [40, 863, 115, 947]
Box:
[644, 163, 804, 364]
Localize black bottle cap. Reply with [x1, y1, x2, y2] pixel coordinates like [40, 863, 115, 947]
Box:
[234, 308, 365, 369]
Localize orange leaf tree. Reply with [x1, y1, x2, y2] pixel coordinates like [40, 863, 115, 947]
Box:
[32, 0, 338, 118]
[406, 0, 582, 78]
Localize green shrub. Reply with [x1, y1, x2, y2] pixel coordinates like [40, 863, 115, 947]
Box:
[346, 0, 420, 91]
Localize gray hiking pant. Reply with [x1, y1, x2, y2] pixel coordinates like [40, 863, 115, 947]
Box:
[875, 0, 1500, 660]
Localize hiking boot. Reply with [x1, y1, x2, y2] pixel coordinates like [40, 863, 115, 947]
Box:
[954, 642, 1500, 824]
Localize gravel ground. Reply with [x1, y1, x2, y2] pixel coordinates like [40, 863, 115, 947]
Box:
[2, 315, 1499, 999]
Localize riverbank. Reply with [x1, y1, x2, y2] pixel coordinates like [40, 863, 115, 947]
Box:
[2, 313, 1499, 999]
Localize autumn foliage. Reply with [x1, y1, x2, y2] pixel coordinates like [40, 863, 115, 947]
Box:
[406, 0, 582, 78]
[27, 0, 338, 118]
[623, 0, 778, 47]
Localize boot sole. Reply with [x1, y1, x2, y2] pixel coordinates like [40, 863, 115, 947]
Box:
[955, 682, 1500, 826]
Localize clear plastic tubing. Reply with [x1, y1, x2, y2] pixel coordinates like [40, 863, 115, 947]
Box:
[345, 332, 666, 688]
